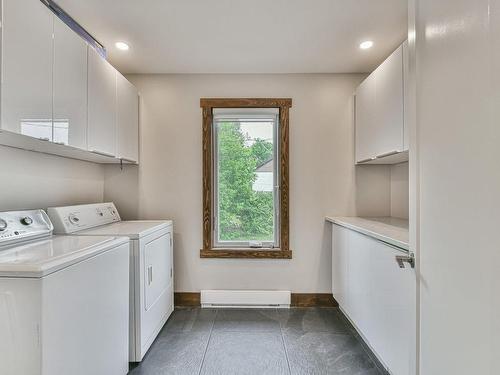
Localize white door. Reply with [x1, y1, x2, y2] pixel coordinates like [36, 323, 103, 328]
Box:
[116, 72, 139, 162]
[144, 233, 172, 310]
[140, 231, 173, 357]
[414, 0, 500, 374]
[53, 16, 88, 149]
[88, 47, 117, 157]
[1, 0, 53, 140]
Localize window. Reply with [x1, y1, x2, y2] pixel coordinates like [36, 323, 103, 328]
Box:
[213, 109, 279, 248]
[200, 98, 292, 259]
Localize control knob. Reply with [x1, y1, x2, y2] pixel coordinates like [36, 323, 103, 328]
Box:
[21, 216, 33, 225]
[0, 219, 7, 232]
[68, 214, 80, 225]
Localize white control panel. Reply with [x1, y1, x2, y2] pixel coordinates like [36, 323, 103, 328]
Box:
[0, 209, 53, 247]
[47, 203, 121, 234]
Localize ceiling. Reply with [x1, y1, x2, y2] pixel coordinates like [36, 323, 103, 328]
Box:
[55, 0, 408, 74]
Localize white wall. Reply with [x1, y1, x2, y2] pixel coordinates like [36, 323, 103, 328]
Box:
[390, 162, 409, 219]
[0, 145, 104, 211]
[104, 73, 395, 293]
[104, 164, 138, 220]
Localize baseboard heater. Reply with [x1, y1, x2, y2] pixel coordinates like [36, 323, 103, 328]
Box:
[201, 290, 291, 308]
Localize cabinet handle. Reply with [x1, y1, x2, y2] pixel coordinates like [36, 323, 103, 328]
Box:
[120, 157, 137, 163]
[89, 149, 115, 158]
[357, 157, 376, 164]
[38, 137, 50, 141]
[54, 141, 65, 145]
[376, 150, 401, 159]
[395, 253, 415, 269]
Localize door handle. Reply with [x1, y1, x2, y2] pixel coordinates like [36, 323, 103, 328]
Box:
[147, 265, 153, 285]
[395, 253, 415, 269]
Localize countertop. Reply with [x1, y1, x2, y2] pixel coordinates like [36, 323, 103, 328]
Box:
[325, 216, 409, 251]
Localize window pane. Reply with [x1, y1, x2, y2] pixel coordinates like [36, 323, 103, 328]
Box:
[215, 118, 276, 244]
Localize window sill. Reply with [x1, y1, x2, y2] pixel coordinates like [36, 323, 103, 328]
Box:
[200, 248, 292, 259]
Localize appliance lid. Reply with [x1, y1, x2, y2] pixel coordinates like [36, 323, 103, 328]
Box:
[76, 220, 172, 240]
[0, 235, 129, 278]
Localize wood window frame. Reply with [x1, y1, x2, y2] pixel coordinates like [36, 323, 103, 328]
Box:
[200, 98, 292, 259]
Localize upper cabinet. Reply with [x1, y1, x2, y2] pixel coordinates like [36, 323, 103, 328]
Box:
[354, 73, 377, 162]
[0, 0, 139, 164]
[1, 0, 53, 140]
[116, 72, 139, 163]
[402, 41, 410, 151]
[88, 47, 117, 157]
[355, 42, 408, 164]
[53, 16, 88, 150]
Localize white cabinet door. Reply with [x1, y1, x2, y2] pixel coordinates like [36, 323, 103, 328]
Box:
[1, 0, 53, 140]
[88, 47, 117, 156]
[373, 44, 404, 157]
[116, 72, 139, 162]
[365, 237, 414, 375]
[53, 17, 88, 149]
[331, 224, 415, 375]
[346, 230, 373, 333]
[332, 225, 349, 309]
[402, 40, 410, 152]
[355, 43, 406, 163]
[355, 74, 377, 162]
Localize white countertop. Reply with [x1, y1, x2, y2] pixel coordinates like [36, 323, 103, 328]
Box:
[326, 216, 409, 251]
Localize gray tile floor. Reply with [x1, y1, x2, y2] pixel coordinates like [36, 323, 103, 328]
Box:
[129, 307, 388, 375]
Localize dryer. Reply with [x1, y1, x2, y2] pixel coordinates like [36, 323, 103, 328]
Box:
[47, 202, 174, 362]
[0, 209, 129, 375]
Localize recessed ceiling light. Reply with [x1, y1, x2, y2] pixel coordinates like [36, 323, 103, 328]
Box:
[115, 41, 130, 51]
[359, 40, 374, 50]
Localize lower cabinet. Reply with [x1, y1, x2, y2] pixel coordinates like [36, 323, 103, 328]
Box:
[332, 224, 414, 375]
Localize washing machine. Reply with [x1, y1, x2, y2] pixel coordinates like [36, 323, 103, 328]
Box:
[0, 209, 129, 375]
[47, 202, 174, 362]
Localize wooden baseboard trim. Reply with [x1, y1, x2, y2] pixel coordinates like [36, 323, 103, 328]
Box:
[174, 292, 201, 307]
[291, 293, 338, 307]
[174, 292, 338, 308]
